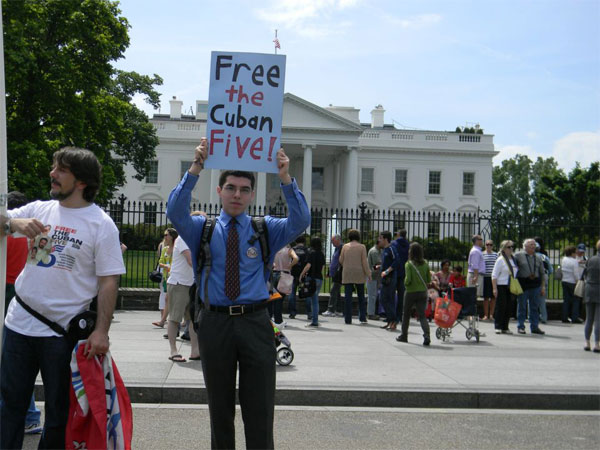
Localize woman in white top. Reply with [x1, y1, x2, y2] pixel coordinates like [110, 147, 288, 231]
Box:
[270, 244, 298, 325]
[560, 246, 581, 323]
[492, 240, 518, 334]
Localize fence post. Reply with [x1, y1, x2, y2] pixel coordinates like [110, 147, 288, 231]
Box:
[359, 202, 367, 241]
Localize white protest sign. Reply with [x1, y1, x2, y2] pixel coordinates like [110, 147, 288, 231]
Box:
[205, 51, 286, 173]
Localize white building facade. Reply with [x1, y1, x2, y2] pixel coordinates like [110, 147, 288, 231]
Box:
[117, 93, 497, 221]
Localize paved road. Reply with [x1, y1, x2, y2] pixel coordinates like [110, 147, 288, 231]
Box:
[23, 404, 600, 449]
[86, 310, 600, 409]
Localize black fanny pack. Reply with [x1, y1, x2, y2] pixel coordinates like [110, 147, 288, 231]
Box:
[15, 295, 97, 347]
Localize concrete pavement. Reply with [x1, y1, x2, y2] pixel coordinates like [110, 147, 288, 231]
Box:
[36, 310, 600, 410]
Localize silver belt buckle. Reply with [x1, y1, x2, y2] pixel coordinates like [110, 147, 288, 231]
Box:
[229, 305, 243, 316]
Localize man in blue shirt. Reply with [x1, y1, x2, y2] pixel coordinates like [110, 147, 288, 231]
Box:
[323, 234, 343, 316]
[167, 138, 310, 449]
[379, 231, 401, 330]
[393, 229, 409, 322]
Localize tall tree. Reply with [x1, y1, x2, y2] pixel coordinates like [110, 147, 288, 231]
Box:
[3, 0, 162, 202]
[492, 154, 536, 222]
[535, 162, 600, 226]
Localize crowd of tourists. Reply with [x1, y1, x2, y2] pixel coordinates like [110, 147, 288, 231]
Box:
[263, 231, 600, 353]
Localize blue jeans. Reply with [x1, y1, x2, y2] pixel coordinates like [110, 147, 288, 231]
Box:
[344, 284, 366, 323]
[538, 284, 548, 323]
[26, 395, 41, 426]
[1, 327, 71, 449]
[287, 278, 299, 316]
[517, 286, 541, 330]
[269, 272, 284, 323]
[306, 278, 323, 325]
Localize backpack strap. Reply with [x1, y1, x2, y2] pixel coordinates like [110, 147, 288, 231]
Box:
[196, 218, 216, 314]
[15, 295, 67, 336]
[249, 217, 270, 276]
[195, 216, 270, 318]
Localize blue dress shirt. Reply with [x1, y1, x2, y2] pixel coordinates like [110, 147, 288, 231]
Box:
[167, 171, 310, 306]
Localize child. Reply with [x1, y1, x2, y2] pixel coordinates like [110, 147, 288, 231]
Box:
[448, 265, 466, 288]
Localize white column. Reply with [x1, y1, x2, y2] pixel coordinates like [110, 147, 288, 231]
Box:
[255, 172, 266, 211]
[333, 158, 340, 208]
[302, 144, 313, 210]
[209, 169, 219, 206]
[344, 146, 358, 209]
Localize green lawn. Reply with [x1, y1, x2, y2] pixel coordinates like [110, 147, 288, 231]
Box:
[120, 250, 160, 288]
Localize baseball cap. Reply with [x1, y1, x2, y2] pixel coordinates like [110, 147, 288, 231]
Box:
[577, 243, 586, 251]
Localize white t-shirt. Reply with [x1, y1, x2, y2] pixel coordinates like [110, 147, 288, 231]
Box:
[561, 256, 579, 284]
[167, 236, 194, 286]
[6, 200, 126, 336]
[491, 255, 519, 285]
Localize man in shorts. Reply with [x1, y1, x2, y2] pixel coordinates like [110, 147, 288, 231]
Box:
[166, 232, 200, 362]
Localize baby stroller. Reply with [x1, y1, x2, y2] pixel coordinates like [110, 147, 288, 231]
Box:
[435, 286, 481, 343]
[273, 324, 294, 366]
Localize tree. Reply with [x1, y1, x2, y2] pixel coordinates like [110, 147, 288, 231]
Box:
[492, 155, 599, 245]
[3, 0, 163, 202]
[535, 162, 600, 226]
[492, 154, 536, 223]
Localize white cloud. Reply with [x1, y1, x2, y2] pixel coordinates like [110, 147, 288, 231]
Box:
[493, 144, 543, 166]
[255, 0, 361, 37]
[383, 13, 442, 29]
[494, 131, 600, 171]
[551, 131, 600, 171]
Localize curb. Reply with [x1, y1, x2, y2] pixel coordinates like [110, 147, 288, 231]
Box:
[35, 384, 600, 411]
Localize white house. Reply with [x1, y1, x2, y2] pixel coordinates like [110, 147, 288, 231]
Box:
[117, 93, 497, 230]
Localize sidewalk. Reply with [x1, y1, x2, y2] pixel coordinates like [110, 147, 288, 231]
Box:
[38, 310, 600, 410]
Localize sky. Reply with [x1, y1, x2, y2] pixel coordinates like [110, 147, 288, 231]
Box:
[114, 0, 600, 171]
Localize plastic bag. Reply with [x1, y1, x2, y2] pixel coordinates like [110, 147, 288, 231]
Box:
[434, 293, 462, 328]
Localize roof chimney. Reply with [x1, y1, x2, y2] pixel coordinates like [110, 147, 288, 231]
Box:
[370, 104, 385, 128]
[169, 96, 183, 119]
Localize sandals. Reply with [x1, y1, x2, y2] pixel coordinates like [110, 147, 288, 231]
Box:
[168, 354, 186, 362]
[152, 321, 165, 328]
[189, 356, 201, 361]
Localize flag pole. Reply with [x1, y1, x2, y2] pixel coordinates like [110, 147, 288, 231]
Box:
[0, 0, 9, 357]
[274, 29, 278, 55]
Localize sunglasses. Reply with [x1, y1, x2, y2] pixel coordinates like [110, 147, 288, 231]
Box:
[486, 243, 493, 246]
[506, 246, 514, 249]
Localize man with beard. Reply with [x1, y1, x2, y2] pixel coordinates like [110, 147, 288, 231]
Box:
[0, 147, 125, 449]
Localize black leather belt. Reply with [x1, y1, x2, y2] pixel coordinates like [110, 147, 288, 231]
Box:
[273, 270, 290, 274]
[208, 302, 268, 316]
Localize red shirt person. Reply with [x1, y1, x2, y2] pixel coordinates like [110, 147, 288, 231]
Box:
[4, 191, 29, 316]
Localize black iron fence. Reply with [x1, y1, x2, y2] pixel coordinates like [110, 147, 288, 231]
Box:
[105, 199, 597, 300]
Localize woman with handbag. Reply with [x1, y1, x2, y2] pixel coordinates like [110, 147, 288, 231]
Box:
[271, 243, 298, 326]
[561, 246, 581, 324]
[583, 240, 600, 352]
[339, 229, 371, 325]
[491, 240, 518, 334]
[397, 242, 431, 345]
[152, 228, 177, 328]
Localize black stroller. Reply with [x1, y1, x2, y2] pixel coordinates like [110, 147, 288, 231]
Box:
[273, 324, 294, 366]
[435, 286, 481, 343]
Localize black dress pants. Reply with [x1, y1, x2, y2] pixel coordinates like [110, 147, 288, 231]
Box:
[197, 307, 276, 449]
